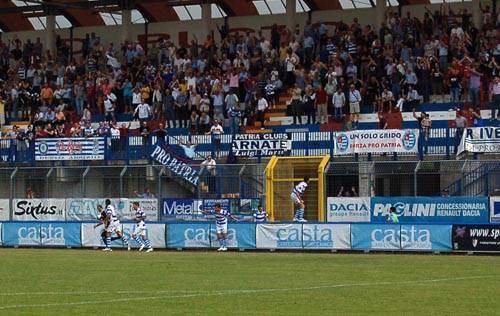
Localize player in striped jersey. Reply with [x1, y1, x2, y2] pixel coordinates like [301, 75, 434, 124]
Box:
[128, 201, 153, 252]
[253, 205, 268, 222]
[291, 176, 309, 222]
[102, 199, 129, 251]
[94, 205, 122, 246]
[202, 203, 238, 251]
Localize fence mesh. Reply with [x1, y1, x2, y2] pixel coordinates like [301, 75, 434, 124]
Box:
[0, 160, 498, 202]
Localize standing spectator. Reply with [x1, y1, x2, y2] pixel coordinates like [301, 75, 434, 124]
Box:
[151, 83, 162, 120]
[104, 92, 116, 122]
[332, 89, 345, 121]
[163, 88, 176, 128]
[315, 84, 328, 124]
[468, 66, 482, 107]
[132, 87, 141, 113]
[74, 80, 85, 116]
[206, 120, 224, 158]
[134, 98, 151, 124]
[348, 84, 361, 124]
[454, 111, 467, 154]
[256, 93, 268, 129]
[405, 86, 420, 111]
[381, 87, 394, 112]
[227, 103, 241, 135]
[491, 76, 500, 120]
[449, 66, 461, 106]
[290, 84, 302, 125]
[200, 155, 217, 194]
[175, 90, 189, 128]
[302, 86, 315, 124]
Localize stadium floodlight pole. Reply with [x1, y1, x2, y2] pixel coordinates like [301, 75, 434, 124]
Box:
[82, 165, 91, 197]
[157, 166, 166, 202]
[45, 167, 54, 199]
[414, 161, 421, 197]
[119, 165, 128, 198]
[9, 167, 18, 221]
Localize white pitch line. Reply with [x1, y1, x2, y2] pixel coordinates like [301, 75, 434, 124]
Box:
[0, 275, 495, 310]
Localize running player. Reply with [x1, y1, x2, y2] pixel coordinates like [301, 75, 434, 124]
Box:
[129, 201, 153, 252]
[253, 205, 268, 222]
[94, 204, 121, 247]
[102, 199, 129, 251]
[291, 176, 309, 222]
[203, 203, 237, 251]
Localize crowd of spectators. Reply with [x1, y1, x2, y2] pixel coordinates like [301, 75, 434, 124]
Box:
[0, 5, 499, 143]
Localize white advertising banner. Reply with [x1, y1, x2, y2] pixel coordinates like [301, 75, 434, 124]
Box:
[256, 224, 303, 249]
[326, 197, 371, 222]
[302, 224, 351, 249]
[66, 199, 102, 221]
[457, 127, 500, 156]
[81, 223, 166, 248]
[490, 196, 500, 223]
[334, 129, 419, 155]
[66, 198, 159, 221]
[0, 199, 9, 221]
[12, 199, 66, 221]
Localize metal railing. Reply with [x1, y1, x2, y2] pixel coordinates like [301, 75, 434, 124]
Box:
[0, 127, 493, 164]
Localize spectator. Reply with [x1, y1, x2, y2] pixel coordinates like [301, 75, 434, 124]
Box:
[227, 102, 241, 135]
[454, 111, 467, 154]
[332, 89, 345, 121]
[134, 188, 155, 198]
[134, 98, 151, 124]
[315, 84, 328, 124]
[405, 86, 420, 111]
[206, 120, 224, 158]
[348, 84, 361, 124]
[200, 154, 216, 193]
[290, 84, 302, 125]
[256, 93, 268, 129]
[492, 76, 500, 120]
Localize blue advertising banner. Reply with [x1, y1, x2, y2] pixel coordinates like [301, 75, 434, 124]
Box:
[35, 137, 105, 161]
[3, 222, 82, 247]
[371, 197, 489, 224]
[167, 223, 211, 248]
[202, 199, 231, 213]
[161, 199, 203, 221]
[209, 223, 256, 249]
[0, 222, 2, 245]
[400, 225, 452, 251]
[351, 224, 401, 250]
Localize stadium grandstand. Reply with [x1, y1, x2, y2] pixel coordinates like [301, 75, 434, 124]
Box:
[0, 0, 498, 198]
[0, 1, 499, 314]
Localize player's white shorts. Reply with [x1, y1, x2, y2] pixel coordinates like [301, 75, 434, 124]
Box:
[290, 193, 302, 205]
[215, 223, 227, 234]
[133, 224, 147, 237]
[106, 220, 122, 233]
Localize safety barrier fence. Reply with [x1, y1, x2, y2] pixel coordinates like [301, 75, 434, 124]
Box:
[0, 127, 487, 164]
[1, 222, 499, 252]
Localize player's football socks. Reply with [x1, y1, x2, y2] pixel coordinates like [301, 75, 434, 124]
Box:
[105, 237, 111, 248]
[134, 236, 144, 247]
[144, 239, 152, 250]
[122, 236, 129, 247]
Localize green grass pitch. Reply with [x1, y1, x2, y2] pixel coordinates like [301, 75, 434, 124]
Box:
[0, 248, 498, 315]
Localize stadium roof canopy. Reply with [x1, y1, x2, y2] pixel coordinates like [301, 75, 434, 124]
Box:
[0, 0, 472, 32]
